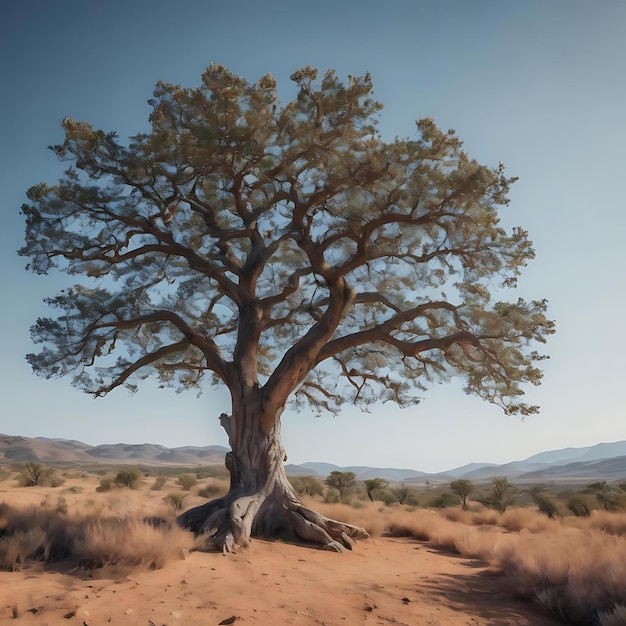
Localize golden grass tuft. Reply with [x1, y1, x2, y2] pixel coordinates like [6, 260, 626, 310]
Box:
[73, 516, 194, 570]
[0, 502, 193, 572]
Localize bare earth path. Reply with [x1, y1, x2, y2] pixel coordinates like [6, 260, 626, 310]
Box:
[0, 536, 561, 626]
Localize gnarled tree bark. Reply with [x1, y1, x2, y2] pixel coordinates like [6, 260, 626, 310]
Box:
[177, 406, 368, 553]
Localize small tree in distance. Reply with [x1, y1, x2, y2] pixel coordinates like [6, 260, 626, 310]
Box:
[363, 478, 389, 502]
[489, 477, 517, 513]
[19, 462, 53, 487]
[325, 471, 357, 501]
[450, 479, 474, 510]
[19, 64, 554, 553]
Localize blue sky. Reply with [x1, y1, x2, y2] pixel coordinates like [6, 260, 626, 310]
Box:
[1, 1, 625, 472]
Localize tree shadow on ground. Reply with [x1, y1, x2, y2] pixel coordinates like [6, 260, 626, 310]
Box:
[418, 547, 561, 625]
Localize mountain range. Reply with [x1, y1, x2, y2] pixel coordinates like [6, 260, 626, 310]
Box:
[1, 433, 626, 483]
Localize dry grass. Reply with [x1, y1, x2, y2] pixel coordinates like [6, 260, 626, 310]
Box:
[0, 502, 193, 573]
[308, 499, 626, 624]
[3, 473, 626, 623]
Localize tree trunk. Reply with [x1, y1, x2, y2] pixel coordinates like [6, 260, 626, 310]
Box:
[177, 405, 369, 553]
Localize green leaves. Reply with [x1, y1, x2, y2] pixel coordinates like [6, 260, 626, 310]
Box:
[20, 64, 553, 416]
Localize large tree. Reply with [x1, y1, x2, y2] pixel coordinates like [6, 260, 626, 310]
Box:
[20, 64, 554, 552]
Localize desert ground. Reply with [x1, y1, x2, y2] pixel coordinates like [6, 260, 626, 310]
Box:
[1, 536, 558, 626]
[2, 467, 625, 625]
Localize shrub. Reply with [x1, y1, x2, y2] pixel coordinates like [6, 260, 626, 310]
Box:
[197, 482, 226, 499]
[567, 493, 596, 517]
[114, 468, 143, 489]
[96, 477, 114, 493]
[17, 462, 53, 487]
[363, 478, 389, 502]
[325, 471, 356, 501]
[73, 516, 193, 570]
[322, 487, 340, 503]
[176, 473, 198, 491]
[488, 477, 518, 513]
[151, 476, 168, 491]
[528, 486, 558, 519]
[450, 479, 474, 510]
[298, 476, 324, 496]
[164, 492, 188, 511]
[427, 492, 459, 508]
[392, 485, 420, 506]
[375, 488, 399, 506]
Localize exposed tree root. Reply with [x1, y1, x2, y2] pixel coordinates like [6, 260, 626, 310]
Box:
[177, 495, 368, 553]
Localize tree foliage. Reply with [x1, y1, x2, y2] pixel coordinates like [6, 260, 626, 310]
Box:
[20, 64, 553, 420]
[450, 478, 474, 510]
[488, 476, 517, 513]
[363, 477, 389, 502]
[19, 462, 53, 487]
[325, 471, 357, 499]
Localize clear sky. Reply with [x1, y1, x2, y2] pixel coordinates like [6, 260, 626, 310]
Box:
[1, 1, 625, 473]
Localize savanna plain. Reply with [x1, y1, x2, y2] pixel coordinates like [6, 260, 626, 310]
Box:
[2, 462, 626, 626]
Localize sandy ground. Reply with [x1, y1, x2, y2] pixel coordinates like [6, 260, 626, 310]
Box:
[0, 535, 560, 626]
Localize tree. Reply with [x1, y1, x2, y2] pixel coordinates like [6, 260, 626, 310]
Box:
[114, 468, 143, 489]
[290, 475, 324, 497]
[363, 478, 389, 502]
[587, 481, 623, 511]
[528, 484, 558, 518]
[450, 479, 474, 510]
[19, 64, 554, 553]
[19, 462, 53, 487]
[489, 476, 517, 513]
[325, 471, 357, 501]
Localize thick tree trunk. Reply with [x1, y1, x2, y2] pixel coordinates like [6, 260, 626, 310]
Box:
[177, 406, 368, 553]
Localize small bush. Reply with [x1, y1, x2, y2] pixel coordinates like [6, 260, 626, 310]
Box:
[567, 493, 596, 517]
[114, 468, 143, 489]
[56, 496, 68, 514]
[17, 462, 54, 487]
[96, 477, 114, 493]
[197, 482, 225, 499]
[151, 476, 168, 491]
[375, 488, 399, 506]
[289, 475, 324, 497]
[322, 487, 340, 503]
[177, 473, 198, 491]
[427, 492, 459, 508]
[164, 492, 188, 511]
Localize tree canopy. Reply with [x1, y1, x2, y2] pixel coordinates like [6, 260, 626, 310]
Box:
[20, 64, 554, 421]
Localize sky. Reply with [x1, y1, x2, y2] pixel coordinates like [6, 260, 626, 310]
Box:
[1, 0, 625, 473]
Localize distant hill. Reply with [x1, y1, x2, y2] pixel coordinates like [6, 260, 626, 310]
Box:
[0, 434, 228, 466]
[441, 441, 626, 482]
[2, 434, 626, 482]
[298, 462, 431, 482]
